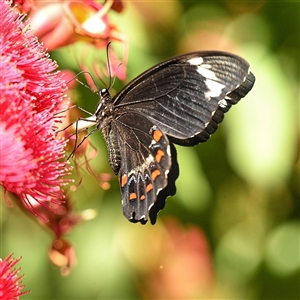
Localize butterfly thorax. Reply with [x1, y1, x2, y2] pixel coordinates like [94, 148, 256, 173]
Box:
[95, 88, 121, 175]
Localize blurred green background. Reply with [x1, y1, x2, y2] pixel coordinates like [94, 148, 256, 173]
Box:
[1, 1, 299, 299]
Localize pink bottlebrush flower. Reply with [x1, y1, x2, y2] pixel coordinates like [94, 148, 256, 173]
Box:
[0, 254, 29, 299]
[0, 1, 71, 215]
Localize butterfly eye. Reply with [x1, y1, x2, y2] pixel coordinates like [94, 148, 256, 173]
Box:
[100, 88, 110, 98]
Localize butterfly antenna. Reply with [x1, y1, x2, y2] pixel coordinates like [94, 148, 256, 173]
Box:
[92, 61, 108, 91]
[76, 78, 96, 93]
[106, 41, 113, 89]
[72, 71, 100, 93]
[111, 62, 122, 87]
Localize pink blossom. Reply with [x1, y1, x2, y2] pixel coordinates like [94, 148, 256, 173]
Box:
[0, 254, 29, 299]
[28, 0, 124, 49]
[0, 1, 71, 215]
[27, 0, 127, 80]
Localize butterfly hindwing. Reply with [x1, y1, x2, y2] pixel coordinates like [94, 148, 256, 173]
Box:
[111, 111, 172, 222]
[113, 51, 255, 146]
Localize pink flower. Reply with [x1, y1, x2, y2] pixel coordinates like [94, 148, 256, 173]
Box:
[0, 1, 71, 215]
[0, 254, 29, 299]
[28, 0, 124, 49]
[27, 0, 127, 80]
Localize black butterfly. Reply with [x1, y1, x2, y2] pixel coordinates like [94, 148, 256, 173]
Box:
[74, 51, 255, 224]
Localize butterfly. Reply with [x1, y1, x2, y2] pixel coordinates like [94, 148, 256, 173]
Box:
[72, 51, 255, 224]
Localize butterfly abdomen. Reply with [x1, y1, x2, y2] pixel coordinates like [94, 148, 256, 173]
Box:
[95, 89, 122, 175]
[103, 126, 121, 175]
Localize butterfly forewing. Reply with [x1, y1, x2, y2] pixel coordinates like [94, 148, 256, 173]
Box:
[113, 51, 255, 145]
[111, 112, 172, 222]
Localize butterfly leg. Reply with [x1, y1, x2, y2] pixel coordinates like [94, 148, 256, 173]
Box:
[67, 118, 98, 159]
[55, 104, 94, 117]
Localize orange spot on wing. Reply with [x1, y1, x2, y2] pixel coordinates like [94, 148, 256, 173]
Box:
[153, 129, 163, 142]
[129, 193, 137, 200]
[151, 169, 161, 180]
[140, 194, 146, 200]
[121, 174, 128, 187]
[146, 183, 153, 193]
[155, 149, 164, 162]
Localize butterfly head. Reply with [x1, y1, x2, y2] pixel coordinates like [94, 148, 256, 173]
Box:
[95, 88, 114, 130]
[99, 88, 110, 98]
